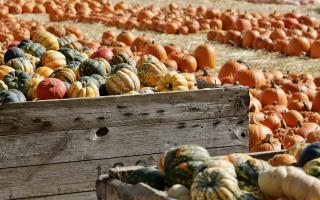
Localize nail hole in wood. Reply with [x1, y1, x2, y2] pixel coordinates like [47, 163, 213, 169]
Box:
[241, 132, 246, 138]
[177, 125, 186, 129]
[156, 109, 165, 113]
[97, 116, 105, 120]
[33, 118, 41, 123]
[96, 127, 109, 138]
[117, 105, 127, 109]
[74, 117, 82, 121]
[141, 113, 149, 116]
[42, 121, 52, 127]
[192, 124, 200, 128]
[123, 112, 133, 116]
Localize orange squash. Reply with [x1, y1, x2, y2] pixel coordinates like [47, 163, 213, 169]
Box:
[194, 44, 216, 69]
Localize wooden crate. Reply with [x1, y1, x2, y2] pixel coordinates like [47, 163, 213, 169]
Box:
[96, 151, 285, 200]
[0, 86, 249, 199]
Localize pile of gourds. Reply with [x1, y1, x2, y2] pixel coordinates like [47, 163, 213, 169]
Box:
[123, 143, 320, 200]
[0, 30, 219, 104]
[216, 60, 320, 152]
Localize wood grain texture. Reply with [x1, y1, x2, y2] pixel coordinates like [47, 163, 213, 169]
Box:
[22, 191, 96, 200]
[0, 116, 248, 169]
[0, 146, 246, 200]
[0, 87, 249, 135]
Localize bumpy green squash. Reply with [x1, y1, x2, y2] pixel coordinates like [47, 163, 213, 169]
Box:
[58, 36, 83, 51]
[4, 47, 25, 63]
[0, 89, 26, 104]
[6, 57, 34, 73]
[303, 157, 320, 178]
[112, 63, 137, 74]
[66, 61, 81, 79]
[124, 167, 165, 190]
[90, 74, 108, 96]
[235, 158, 272, 193]
[79, 58, 111, 77]
[191, 168, 241, 200]
[298, 142, 320, 167]
[21, 42, 46, 58]
[110, 51, 136, 66]
[3, 71, 31, 92]
[17, 39, 33, 49]
[161, 144, 210, 188]
[193, 159, 236, 179]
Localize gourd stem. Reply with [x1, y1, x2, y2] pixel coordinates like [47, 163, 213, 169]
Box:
[297, 121, 302, 128]
[281, 119, 287, 129]
[270, 80, 276, 89]
[263, 134, 272, 143]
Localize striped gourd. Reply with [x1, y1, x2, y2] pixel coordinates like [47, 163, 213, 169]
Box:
[106, 68, 140, 95]
[32, 31, 59, 50]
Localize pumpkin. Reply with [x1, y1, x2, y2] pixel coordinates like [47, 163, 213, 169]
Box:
[106, 68, 140, 95]
[261, 112, 281, 131]
[4, 47, 25, 63]
[162, 59, 178, 71]
[262, 103, 288, 114]
[258, 166, 287, 198]
[0, 80, 8, 92]
[194, 44, 216, 69]
[0, 89, 26, 104]
[286, 143, 310, 160]
[304, 158, 320, 178]
[131, 36, 152, 52]
[57, 47, 86, 63]
[3, 71, 31, 92]
[6, 57, 34, 73]
[306, 131, 320, 143]
[20, 42, 46, 58]
[298, 142, 320, 167]
[195, 69, 220, 89]
[68, 80, 99, 98]
[0, 65, 15, 80]
[294, 122, 319, 138]
[282, 166, 320, 200]
[249, 95, 262, 112]
[110, 51, 135, 66]
[35, 66, 54, 78]
[191, 168, 241, 200]
[91, 47, 114, 62]
[32, 31, 59, 50]
[161, 144, 210, 187]
[50, 68, 76, 84]
[235, 158, 271, 192]
[124, 167, 165, 190]
[259, 82, 287, 107]
[116, 31, 135, 46]
[25, 77, 43, 100]
[36, 78, 67, 100]
[181, 73, 196, 90]
[250, 134, 282, 152]
[312, 91, 320, 112]
[234, 68, 266, 88]
[41, 50, 67, 69]
[218, 60, 247, 84]
[310, 40, 320, 58]
[177, 54, 197, 73]
[249, 119, 273, 148]
[167, 184, 190, 200]
[242, 30, 260, 48]
[58, 36, 82, 51]
[283, 131, 304, 149]
[143, 42, 167, 61]
[155, 71, 189, 92]
[283, 110, 304, 127]
[79, 58, 111, 77]
[286, 37, 310, 56]
[137, 55, 167, 87]
[268, 154, 297, 167]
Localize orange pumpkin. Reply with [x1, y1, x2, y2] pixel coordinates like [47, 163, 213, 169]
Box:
[234, 68, 266, 88]
[312, 91, 320, 112]
[306, 130, 320, 143]
[259, 82, 288, 107]
[283, 131, 304, 149]
[283, 110, 304, 128]
[286, 37, 310, 56]
[261, 112, 282, 131]
[249, 119, 273, 149]
[143, 42, 168, 61]
[310, 40, 320, 58]
[194, 44, 216, 69]
[250, 134, 282, 152]
[268, 154, 297, 166]
[218, 60, 247, 84]
[177, 54, 197, 73]
[116, 31, 135, 46]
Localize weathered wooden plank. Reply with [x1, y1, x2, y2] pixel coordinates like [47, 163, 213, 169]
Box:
[0, 146, 246, 199]
[22, 191, 96, 200]
[0, 87, 249, 135]
[0, 116, 248, 168]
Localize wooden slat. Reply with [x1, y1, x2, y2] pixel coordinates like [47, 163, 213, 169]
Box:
[0, 87, 249, 135]
[0, 146, 246, 199]
[22, 191, 96, 200]
[0, 116, 248, 168]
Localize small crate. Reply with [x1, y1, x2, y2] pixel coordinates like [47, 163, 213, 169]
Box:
[0, 86, 249, 199]
[96, 151, 285, 200]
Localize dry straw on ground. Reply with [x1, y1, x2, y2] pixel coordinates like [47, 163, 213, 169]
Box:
[16, 0, 320, 75]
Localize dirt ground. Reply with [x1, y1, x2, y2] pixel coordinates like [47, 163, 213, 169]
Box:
[15, 0, 320, 76]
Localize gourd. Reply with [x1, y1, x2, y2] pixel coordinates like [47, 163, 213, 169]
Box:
[35, 66, 54, 78]
[25, 77, 43, 100]
[32, 31, 59, 50]
[282, 166, 320, 200]
[58, 36, 82, 51]
[303, 158, 320, 178]
[79, 58, 111, 77]
[155, 71, 189, 92]
[112, 63, 137, 74]
[298, 142, 320, 167]
[36, 78, 67, 100]
[193, 159, 236, 178]
[195, 69, 220, 89]
[191, 168, 241, 200]
[0, 80, 8, 92]
[50, 67, 76, 84]
[41, 50, 67, 69]
[106, 68, 140, 95]
[161, 144, 210, 187]
[286, 143, 310, 160]
[258, 166, 287, 198]
[124, 167, 165, 190]
[66, 61, 81, 79]
[58, 47, 86, 63]
[167, 184, 190, 200]
[3, 71, 31, 92]
[181, 73, 197, 90]
[110, 51, 135, 66]
[0, 89, 26, 104]
[0, 66, 15, 80]
[4, 47, 25, 63]
[268, 154, 297, 166]
[137, 55, 167, 87]
[68, 80, 100, 98]
[20, 42, 46, 58]
[6, 57, 34, 73]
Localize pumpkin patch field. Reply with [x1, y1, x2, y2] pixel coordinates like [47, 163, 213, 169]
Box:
[0, 0, 320, 199]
